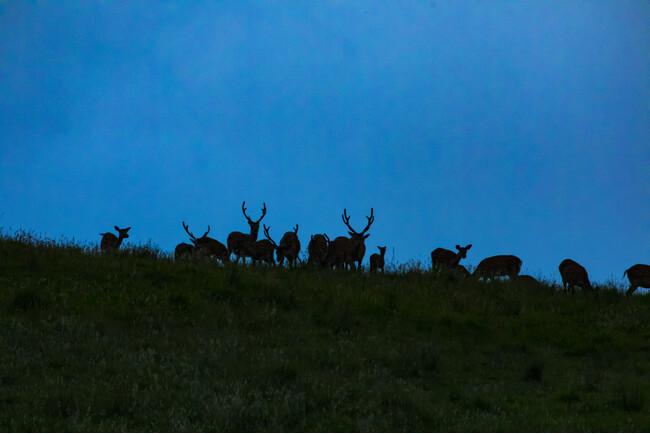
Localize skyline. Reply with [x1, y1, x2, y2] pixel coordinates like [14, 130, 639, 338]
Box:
[1, 1, 649, 285]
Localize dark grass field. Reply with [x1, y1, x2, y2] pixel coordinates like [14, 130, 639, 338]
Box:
[1, 231, 649, 431]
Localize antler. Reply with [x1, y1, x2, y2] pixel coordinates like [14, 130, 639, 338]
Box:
[182, 221, 196, 241]
[255, 203, 267, 223]
[323, 233, 330, 244]
[359, 208, 374, 235]
[242, 201, 251, 222]
[263, 224, 278, 247]
[341, 208, 374, 235]
[202, 225, 210, 238]
[242, 201, 267, 223]
[292, 224, 299, 234]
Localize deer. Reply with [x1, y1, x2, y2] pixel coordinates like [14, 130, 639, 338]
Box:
[181, 222, 229, 263]
[174, 242, 194, 260]
[99, 226, 131, 251]
[623, 264, 650, 300]
[558, 259, 597, 296]
[307, 233, 330, 266]
[227, 201, 267, 264]
[456, 264, 471, 277]
[248, 232, 277, 266]
[263, 224, 300, 267]
[369, 246, 387, 272]
[340, 208, 375, 271]
[513, 274, 540, 287]
[431, 244, 472, 270]
[473, 255, 522, 281]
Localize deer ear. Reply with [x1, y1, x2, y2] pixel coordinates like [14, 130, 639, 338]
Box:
[456, 245, 461, 250]
[467, 244, 472, 249]
[126, 227, 131, 232]
[364, 234, 370, 239]
[114, 226, 120, 231]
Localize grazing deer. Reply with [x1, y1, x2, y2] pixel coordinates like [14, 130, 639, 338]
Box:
[182, 222, 229, 263]
[340, 208, 374, 271]
[278, 224, 301, 267]
[558, 259, 597, 296]
[263, 225, 300, 267]
[623, 264, 650, 300]
[174, 242, 194, 260]
[431, 244, 472, 269]
[325, 236, 354, 270]
[369, 246, 387, 272]
[99, 226, 131, 251]
[456, 264, 471, 277]
[227, 201, 267, 264]
[248, 236, 276, 266]
[473, 255, 522, 280]
[513, 274, 540, 287]
[307, 233, 330, 266]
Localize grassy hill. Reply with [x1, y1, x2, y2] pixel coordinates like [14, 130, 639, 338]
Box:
[1, 231, 649, 431]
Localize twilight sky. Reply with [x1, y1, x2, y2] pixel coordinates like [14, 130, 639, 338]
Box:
[1, 1, 648, 285]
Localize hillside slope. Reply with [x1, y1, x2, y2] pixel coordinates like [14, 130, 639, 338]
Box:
[1, 232, 649, 431]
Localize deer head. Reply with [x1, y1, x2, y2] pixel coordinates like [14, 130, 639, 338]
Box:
[242, 201, 267, 239]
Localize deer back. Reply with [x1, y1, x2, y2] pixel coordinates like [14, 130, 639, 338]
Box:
[308, 234, 329, 265]
[174, 242, 194, 260]
[474, 255, 522, 279]
[326, 236, 353, 268]
[624, 264, 650, 288]
[558, 259, 593, 291]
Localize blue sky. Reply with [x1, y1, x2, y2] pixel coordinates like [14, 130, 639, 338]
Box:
[1, 1, 648, 284]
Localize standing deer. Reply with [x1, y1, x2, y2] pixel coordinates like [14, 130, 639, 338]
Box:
[227, 201, 267, 264]
[623, 264, 650, 300]
[99, 226, 131, 251]
[369, 246, 387, 272]
[473, 255, 522, 280]
[307, 234, 330, 266]
[558, 259, 597, 296]
[181, 222, 229, 262]
[341, 208, 375, 271]
[431, 244, 472, 269]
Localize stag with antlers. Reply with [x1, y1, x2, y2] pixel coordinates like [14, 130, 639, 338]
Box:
[99, 226, 131, 252]
[264, 224, 301, 267]
[326, 208, 374, 271]
[180, 221, 229, 263]
[227, 201, 267, 264]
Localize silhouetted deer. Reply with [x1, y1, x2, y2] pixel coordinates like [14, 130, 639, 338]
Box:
[99, 226, 131, 251]
[263, 224, 300, 267]
[431, 244, 472, 269]
[558, 259, 597, 296]
[513, 274, 540, 287]
[227, 201, 266, 263]
[249, 230, 277, 266]
[341, 208, 374, 271]
[623, 264, 650, 300]
[308, 234, 330, 266]
[473, 255, 522, 280]
[369, 246, 386, 272]
[174, 242, 194, 260]
[181, 222, 229, 263]
[456, 264, 471, 277]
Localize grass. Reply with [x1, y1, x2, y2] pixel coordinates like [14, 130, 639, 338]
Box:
[0, 230, 649, 431]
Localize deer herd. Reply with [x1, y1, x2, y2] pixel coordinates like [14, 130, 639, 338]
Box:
[99, 202, 650, 300]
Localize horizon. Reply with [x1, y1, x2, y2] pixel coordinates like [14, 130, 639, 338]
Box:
[1, 1, 649, 285]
